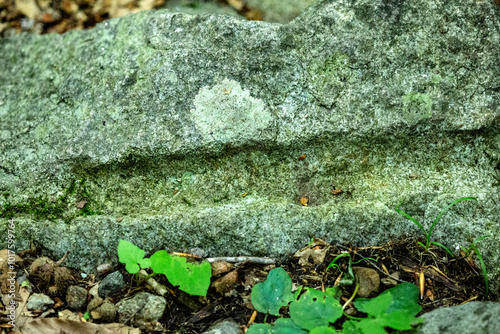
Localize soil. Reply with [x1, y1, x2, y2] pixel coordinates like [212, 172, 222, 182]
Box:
[3, 236, 496, 333]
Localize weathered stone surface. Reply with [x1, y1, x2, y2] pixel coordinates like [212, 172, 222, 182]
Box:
[26, 293, 54, 311]
[116, 292, 166, 328]
[163, 0, 242, 19]
[0, 0, 499, 295]
[98, 271, 125, 298]
[412, 301, 500, 334]
[66, 285, 88, 310]
[202, 318, 240, 334]
[246, 0, 318, 23]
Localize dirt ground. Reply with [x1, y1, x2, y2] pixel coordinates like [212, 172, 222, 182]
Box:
[1, 235, 495, 333]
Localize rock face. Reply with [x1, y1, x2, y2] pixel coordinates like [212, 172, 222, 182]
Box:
[0, 0, 499, 293]
[414, 301, 500, 334]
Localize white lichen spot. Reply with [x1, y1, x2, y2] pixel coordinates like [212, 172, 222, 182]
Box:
[191, 78, 272, 145]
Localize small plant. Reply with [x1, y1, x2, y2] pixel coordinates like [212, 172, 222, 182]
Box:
[248, 267, 423, 333]
[327, 253, 377, 286]
[395, 196, 477, 256]
[460, 235, 492, 296]
[117, 240, 211, 296]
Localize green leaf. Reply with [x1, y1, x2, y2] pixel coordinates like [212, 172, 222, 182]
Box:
[429, 241, 454, 257]
[383, 282, 422, 316]
[380, 309, 424, 330]
[324, 286, 342, 300]
[355, 282, 421, 316]
[274, 318, 308, 334]
[289, 287, 343, 330]
[352, 283, 424, 333]
[327, 253, 350, 269]
[341, 320, 363, 334]
[117, 240, 146, 274]
[353, 318, 391, 334]
[354, 292, 393, 318]
[428, 197, 477, 238]
[309, 326, 336, 334]
[247, 323, 272, 334]
[251, 267, 296, 316]
[150, 250, 211, 296]
[469, 244, 490, 296]
[138, 258, 151, 269]
[247, 319, 307, 334]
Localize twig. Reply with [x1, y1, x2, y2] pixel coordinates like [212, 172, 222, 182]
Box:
[206, 256, 275, 265]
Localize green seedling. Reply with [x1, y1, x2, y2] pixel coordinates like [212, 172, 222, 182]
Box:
[248, 267, 423, 333]
[117, 240, 152, 274]
[460, 235, 492, 296]
[396, 197, 477, 256]
[117, 240, 211, 296]
[327, 253, 378, 286]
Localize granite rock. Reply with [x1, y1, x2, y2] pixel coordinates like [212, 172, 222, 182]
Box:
[0, 0, 499, 294]
[412, 301, 500, 334]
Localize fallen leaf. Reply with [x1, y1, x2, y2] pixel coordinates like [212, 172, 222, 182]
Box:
[300, 196, 309, 206]
[298, 154, 306, 161]
[331, 188, 343, 196]
[15, 0, 40, 20]
[76, 200, 87, 209]
[226, 0, 244, 10]
[20, 317, 138, 334]
[212, 270, 240, 294]
[211, 261, 234, 276]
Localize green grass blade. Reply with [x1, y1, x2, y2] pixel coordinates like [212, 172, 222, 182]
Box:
[417, 241, 428, 251]
[327, 253, 351, 269]
[430, 241, 454, 257]
[472, 235, 492, 245]
[428, 197, 477, 240]
[470, 244, 489, 296]
[395, 202, 428, 238]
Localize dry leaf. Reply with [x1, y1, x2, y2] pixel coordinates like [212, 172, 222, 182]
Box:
[211, 261, 234, 276]
[15, 0, 40, 19]
[300, 196, 308, 206]
[294, 239, 329, 266]
[298, 154, 306, 161]
[296, 248, 328, 266]
[76, 200, 87, 209]
[212, 270, 240, 294]
[331, 188, 343, 196]
[226, 0, 244, 10]
[19, 317, 137, 334]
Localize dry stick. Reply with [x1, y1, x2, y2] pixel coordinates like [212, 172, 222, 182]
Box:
[136, 270, 201, 311]
[206, 256, 275, 265]
[136, 270, 168, 296]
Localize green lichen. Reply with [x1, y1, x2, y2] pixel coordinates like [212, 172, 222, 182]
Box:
[0, 179, 101, 223]
[430, 74, 442, 84]
[401, 92, 432, 124]
[307, 52, 352, 107]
